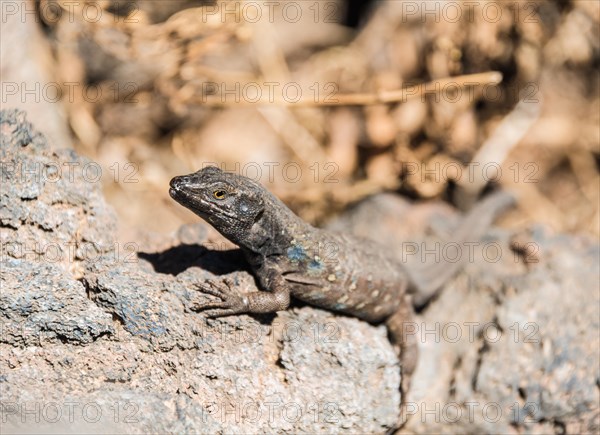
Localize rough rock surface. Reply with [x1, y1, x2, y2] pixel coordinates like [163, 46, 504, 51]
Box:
[0, 109, 116, 277]
[330, 195, 600, 434]
[1, 109, 598, 433]
[1, 109, 398, 433]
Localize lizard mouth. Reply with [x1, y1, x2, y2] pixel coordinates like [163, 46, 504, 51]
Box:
[169, 185, 208, 216]
[169, 182, 239, 222]
[169, 184, 192, 206]
[169, 179, 205, 214]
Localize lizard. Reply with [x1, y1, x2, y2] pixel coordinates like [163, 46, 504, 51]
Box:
[169, 166, 514, 422]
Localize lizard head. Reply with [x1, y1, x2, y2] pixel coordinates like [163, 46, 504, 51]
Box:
[169, 166, 265, 241]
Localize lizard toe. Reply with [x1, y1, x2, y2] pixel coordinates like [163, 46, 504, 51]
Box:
[194, 280, 227, 299]
[191, 299, 229, 312]
[219, 278, 237, 295]
[203, 308, 236, 318]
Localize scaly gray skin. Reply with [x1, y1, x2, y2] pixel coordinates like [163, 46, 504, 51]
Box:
[169, 166, 514, 414]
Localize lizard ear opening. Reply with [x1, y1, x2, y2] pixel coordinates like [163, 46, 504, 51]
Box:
[237, 198, 264, 221]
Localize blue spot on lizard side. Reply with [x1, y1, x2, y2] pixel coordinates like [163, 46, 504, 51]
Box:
[287, 244, 308, 263]
[307, 258, 325, 275]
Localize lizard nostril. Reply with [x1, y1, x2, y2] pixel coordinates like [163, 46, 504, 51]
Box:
[170, 176, 183, 189]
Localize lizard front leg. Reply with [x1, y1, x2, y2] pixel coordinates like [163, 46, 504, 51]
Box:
[191, 270, 290, 318]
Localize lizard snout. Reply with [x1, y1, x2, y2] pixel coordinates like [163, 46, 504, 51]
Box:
[169, 175, 184, 189]
[169, 175, 191, 199]
[169, 175, 195, 190]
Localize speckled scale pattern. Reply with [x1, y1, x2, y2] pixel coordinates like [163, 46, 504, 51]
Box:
[282, 230, 407, 323]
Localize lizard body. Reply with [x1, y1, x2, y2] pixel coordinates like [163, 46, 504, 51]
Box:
[169, 166, 513, 411]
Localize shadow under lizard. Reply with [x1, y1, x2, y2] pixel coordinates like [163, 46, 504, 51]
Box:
[169, 166, 514, 422]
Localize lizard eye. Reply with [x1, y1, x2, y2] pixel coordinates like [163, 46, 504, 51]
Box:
[213, 189, 227, 200]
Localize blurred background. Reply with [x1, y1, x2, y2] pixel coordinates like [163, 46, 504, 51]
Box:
[2, 0, 598, 241]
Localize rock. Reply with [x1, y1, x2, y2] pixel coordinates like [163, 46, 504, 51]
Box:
[1, 109, 117, 278]
[472, 232, 599, 434]
[0, 259, 114, 347]
[333, 194, 600, 434]
[2, 109, 597, 433]
[0, 109, 399, 433]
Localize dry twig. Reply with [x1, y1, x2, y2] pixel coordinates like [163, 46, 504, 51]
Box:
[191, 71, 503, 107]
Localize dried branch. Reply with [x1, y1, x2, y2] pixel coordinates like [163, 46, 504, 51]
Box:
[191, 71, 503, 107]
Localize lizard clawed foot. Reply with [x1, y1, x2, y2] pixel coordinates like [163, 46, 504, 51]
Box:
[191, 278, 249, 318]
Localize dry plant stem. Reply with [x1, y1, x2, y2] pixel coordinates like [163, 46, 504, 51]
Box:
[250, 20, 324, 165]
[257, 106, 326, 164]
[455, 98, 540, 208]
[568, 150, 600, 206]
[194, 72, 503, 107]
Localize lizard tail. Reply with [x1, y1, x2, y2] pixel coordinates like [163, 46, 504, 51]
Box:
[409, 190, 516, 309]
